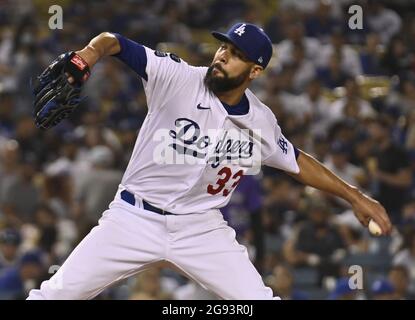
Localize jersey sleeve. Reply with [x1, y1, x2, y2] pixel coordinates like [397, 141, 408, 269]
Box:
[262, 119, 300, 174]
[141, 46, 192, 113]
[112, 34, 192, 113]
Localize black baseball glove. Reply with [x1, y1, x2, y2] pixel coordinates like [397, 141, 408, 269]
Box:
[32, 51, 90, 129]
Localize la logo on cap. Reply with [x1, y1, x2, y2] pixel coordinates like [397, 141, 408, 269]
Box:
[234, 24, 246, 36]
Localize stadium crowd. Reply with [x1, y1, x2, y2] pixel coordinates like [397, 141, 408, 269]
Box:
[1, 0, 415, 299]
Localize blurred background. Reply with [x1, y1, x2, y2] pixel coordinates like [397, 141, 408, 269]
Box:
[1, 0, 415, 300]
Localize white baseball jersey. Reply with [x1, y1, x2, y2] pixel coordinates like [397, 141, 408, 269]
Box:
[116, 36, 299, 214]
[27, 33, 297, 301]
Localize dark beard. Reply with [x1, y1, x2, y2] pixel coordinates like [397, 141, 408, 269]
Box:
[204, 63, 250, 94]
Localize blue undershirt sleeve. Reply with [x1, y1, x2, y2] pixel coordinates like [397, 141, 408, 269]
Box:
[111, 33, 148, 81]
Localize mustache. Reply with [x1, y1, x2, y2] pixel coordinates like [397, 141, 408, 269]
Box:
[211, 63, 228, 77]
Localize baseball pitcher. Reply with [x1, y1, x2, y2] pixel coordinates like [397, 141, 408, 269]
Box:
[28, 23, 392, 300]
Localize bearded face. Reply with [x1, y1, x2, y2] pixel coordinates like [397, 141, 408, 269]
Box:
[204, 62, 251, 94]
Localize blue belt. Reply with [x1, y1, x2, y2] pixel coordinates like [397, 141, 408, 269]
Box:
[120, 190, 175, 215]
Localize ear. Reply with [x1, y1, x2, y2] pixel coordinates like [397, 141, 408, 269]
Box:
[249, 65, 263, 80]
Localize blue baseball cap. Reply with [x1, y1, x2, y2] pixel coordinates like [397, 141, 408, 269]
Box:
[372, 279, 394, 295]
[328, 278, 355, 300]
[19, 250, 45, 266]
[211, 22, 273, 69]
[0, 229, 21, 246]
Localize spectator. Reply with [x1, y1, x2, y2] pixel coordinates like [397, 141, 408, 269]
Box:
[350, 130, 374, 169]
[367, 117, 412, 223]
[398, 80, 415, 119]
[405, 109, 415, 158]
[366, 1, 402, 45]
[160, 2, 193, 45]
[328, 78, 376, 123]
[0, 139, 20, 199]
[283, 198, 346, 285]
[279, 0, 320, 16]
[328, 277, 358, 300]
[285, 43, 316, 94]
[333, 209, 369, 255]
[129, 267, 172, 300]
[316, 52, 351, 89]
[381, 36, 414, 78]
[264, 11, 289, 44]
[0, 92, 16, 138]
[261, 174, 303, 266]
[371, 279, 395, 300]
[221, 175, 264, 269]
[311, 134, 330, 162]
[0, 250, 46, 300]
[14, 116, 47, 165]
[221, 175, 261, 239]
[0, 157, 40, 223]
[318, 28, 362, 77]
[304, 0, 341, 44]
[266, 263, 308, 300]
[74, 146, 123, 224]
[273, 68, 313, 125]
[42, 165, 73, 219]
[359, 33, 384, 76]
[0, 229, 21, 270]
[276, 22, 321, 68]
[393, 229, 415, 283]
[33, 205, 58, 255]
[388, 265, 415, 300]
[302, 79, 332, 138]
[401, 197, 415, 226]
[324, 141, 366, 189]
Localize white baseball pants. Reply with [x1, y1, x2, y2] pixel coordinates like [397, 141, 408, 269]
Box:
[27, 191, 274, 300]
